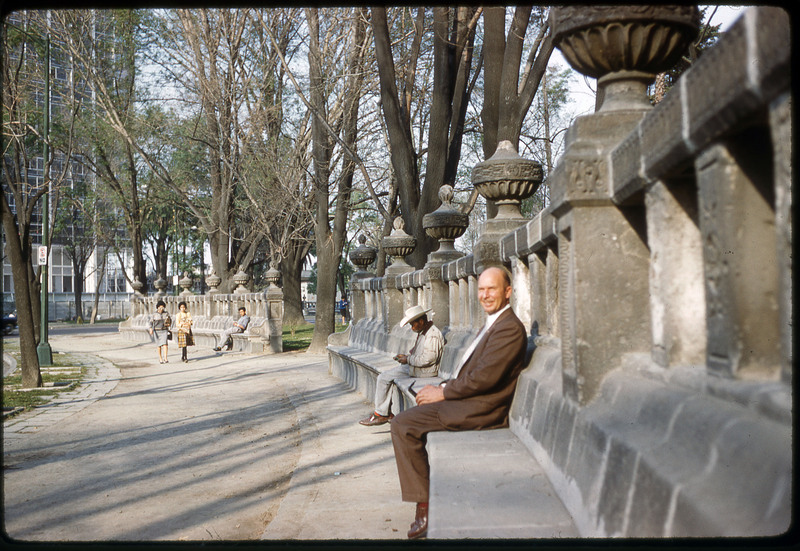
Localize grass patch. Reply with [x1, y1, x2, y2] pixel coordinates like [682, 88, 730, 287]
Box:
[2, 349, 87, 412]
[4, 390, 55, 410]
[282, 323, 348, 352]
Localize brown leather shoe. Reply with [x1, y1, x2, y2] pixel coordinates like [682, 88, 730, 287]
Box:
[407, 502, 428, 539]
[358, 412, 393, 426]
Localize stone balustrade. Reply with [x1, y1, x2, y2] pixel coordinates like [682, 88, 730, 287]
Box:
[121, 270, 284, 354]
[329, 5, 791, 538]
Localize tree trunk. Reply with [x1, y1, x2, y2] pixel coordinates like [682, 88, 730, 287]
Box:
[281, 242, 310, 325]
[91, 253, 107, 324]
[1, 198, 42, 388]
[372, 7, 478, 267]
[306, 7, 366, 353]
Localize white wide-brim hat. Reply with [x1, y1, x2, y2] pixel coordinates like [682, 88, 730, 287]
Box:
[400, 305, 433, 326]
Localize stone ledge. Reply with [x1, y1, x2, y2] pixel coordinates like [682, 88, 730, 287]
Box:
[510, 345, 792, 537]
[427, 429, 579, 539]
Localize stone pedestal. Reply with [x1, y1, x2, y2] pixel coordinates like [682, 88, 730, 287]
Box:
[264, 273, 284, 354]
[382, 218, 416, 329]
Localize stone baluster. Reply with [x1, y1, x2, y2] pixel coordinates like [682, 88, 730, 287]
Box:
[549, 5, 700, 404]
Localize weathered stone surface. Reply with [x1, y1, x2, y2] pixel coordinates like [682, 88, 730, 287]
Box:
[685, 16, 760, 150]
[696, 142, 780, 379]
[610, 126, 645, 204]
[770, 92, 792, 384]
[645, 179, 706, 368]
[427, 429, 578, 539]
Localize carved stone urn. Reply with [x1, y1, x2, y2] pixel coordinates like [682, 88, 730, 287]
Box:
[551, 5, 701, 112]
[422, 184, 469, 263]
[233, 268, 250, 295]
[205, 270, 221, 295]
[153, 276, 167, 298]
[179, 272, 193, 296]
[382, 217, 416, 275]
[264, 261, 281, 290]
[131, 275, 144, 297]
[472, 140, 544, 220]
[349, 234, 377, 279]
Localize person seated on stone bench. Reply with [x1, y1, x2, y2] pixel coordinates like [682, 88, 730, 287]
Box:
[359, 305, 444, 427]
[390, 266, 527, 539]
[213, 307, 250, 352]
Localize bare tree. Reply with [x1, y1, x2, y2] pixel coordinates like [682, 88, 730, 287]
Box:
[305, 7, 370, 351]
[2, 11, 81, 386]
[372, 7, 481, 268]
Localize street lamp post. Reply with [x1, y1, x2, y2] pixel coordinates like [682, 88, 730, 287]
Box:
[36, 34, 52, 366]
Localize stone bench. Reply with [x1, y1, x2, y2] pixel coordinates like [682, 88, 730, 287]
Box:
[327, 323, 471, 415]
[328, 323, 577, 538]
[427, 429, 579, 538]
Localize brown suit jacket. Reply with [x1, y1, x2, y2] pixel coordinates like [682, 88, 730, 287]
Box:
[438, 308, 527, 430]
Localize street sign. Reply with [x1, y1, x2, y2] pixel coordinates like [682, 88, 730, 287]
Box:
[38, 245, 48, 266]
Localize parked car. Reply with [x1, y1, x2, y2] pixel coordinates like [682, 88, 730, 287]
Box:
[2, 312, 17, 335]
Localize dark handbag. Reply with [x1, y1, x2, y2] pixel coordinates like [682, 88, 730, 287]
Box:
[167, 330, 173, 340]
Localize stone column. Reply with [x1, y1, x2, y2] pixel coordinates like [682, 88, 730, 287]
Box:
[770, 93, 792, 384]
[550, 5, 700, 404]
[382, 217, 416, 329]
[264, 262, 284, 354]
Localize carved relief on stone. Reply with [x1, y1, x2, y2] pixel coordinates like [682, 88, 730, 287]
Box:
[699, 194, 729, 324]
[471, 141, 543, 219]
[350, 234, 377, 273]
[566, 157, 608, 199]
[382, 217, 416, 268]
[422, 185, 469, 260]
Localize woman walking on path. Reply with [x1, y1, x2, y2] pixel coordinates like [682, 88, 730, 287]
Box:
[149, 300, 172, 364]
[176, 301, 194, 363]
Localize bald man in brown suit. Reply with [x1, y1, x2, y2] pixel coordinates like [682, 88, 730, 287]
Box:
[390, 266, 528, 539]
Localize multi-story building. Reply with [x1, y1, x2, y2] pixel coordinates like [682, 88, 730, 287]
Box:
[2, 9, 133, 321]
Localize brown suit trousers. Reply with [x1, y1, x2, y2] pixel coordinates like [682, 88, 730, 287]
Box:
[390, 308, 527, 502]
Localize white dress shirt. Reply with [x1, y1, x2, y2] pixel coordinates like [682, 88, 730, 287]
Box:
[452, 304, 511, 379]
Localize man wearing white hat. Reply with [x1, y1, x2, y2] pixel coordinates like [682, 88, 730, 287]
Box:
[359, 305, 444, 427]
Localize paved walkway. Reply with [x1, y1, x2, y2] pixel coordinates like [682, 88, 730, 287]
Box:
[3, 331, 414, 543]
